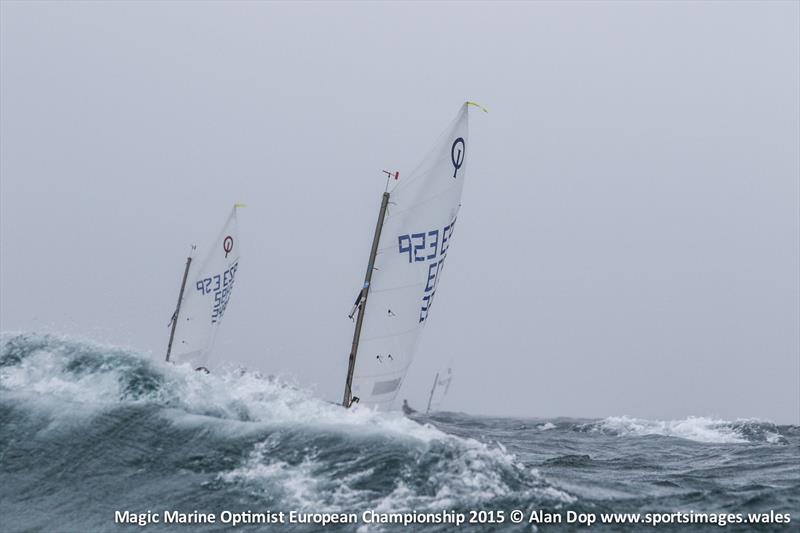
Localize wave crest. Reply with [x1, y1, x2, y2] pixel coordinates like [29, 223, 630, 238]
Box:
[0, 332, 574, 513]
[582, 415, 787, 444]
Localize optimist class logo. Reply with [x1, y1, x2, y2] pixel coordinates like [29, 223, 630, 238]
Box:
[223, 236, 234, 257]
[451, 137, 465, 178]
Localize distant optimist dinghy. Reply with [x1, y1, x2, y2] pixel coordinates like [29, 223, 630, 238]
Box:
[426, 366, 453, 414]
[165, 204, 243, 370]
[342, 102, 485, 408]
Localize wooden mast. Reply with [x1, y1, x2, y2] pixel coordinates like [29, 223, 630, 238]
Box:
[165, 255, 192, 362]
[342, 191, 390, 406]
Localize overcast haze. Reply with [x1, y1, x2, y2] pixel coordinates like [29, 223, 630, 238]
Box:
[1, 1, 798, 423]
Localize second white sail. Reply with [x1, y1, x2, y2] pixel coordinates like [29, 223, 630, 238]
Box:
[166, 204, 242, 370]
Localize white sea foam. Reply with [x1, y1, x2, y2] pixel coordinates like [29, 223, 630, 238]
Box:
[221, 426, 575, 514]
[1, 333, 575, 511]
[0, 333, 440, 441]
[0, 342, 127, 423]
[595, 415, 777, 444]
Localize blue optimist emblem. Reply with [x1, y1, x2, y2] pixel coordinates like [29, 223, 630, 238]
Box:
[451, 137, 465, 178]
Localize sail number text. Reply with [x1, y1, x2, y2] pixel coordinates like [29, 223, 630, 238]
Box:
[195, 262, 239, 324]
[397, 218, 457, 323]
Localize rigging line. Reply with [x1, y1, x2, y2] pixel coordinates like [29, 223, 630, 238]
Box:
[360, 326, 420, 342]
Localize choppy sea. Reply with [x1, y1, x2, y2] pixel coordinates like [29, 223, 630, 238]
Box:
[1, 333, 797, 532]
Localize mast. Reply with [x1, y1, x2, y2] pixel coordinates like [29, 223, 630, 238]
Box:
[342, 191, 391, 406]
[426, 372, 440, 414]
[165, 255, 192, 362]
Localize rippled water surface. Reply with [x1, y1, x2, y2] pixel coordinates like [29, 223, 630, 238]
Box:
[1, 333, 797, 532]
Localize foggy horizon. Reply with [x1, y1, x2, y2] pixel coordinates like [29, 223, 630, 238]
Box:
[1, 1, 798, 424]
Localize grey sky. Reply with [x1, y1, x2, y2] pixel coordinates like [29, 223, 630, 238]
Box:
[1, 1, 798, 423]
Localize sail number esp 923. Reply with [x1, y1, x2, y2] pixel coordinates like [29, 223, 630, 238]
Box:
[397, 218, 457, 324]
[195, 262, 239, 324]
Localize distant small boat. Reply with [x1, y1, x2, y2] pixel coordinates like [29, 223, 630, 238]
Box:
[341, 102, 485, 408]
[426, 366, 453, 414]
[165, 204, 243, 370]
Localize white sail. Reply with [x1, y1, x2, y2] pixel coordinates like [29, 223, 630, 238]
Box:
[426, 367, 453, 414]
[349, 103, 473, 408]
[168, 205, 241, 369]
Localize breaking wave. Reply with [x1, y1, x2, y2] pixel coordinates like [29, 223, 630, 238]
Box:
[2, 333, 796, 532]
[0, 332, 572, 531]
[580, 415, 787, 444]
